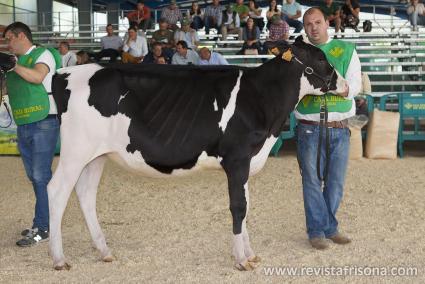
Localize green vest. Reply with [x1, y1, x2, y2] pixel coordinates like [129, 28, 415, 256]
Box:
[6, 47, 61, 125]
[296, 39, 355, 115]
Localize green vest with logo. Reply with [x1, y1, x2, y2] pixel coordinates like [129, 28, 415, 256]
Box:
[296, 39, 355, 115]
[6, 47, 62, 125]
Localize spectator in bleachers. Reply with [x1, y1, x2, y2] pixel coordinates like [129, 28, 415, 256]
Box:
[174, 18, 200, 50]
[341, 0, 360, 32]
[58, 41, 77, 67]
[266, 0, 282, 30]
[204, 0, 223, 36]
[320, 0, 342, 33]
[122, 26, 148, 63]
[187, 2, 204, 31]
[248, 0, 265, 31]
[221, 4, 243, 41]
[238, 17, 262, 55]
[233, 0, 250, 27]
[126, 0, 153, 31]
[151, 18, 175, 50]
[160, 0, 184, 31]
[407, 0, 425, 31]
[199, 47, 229, 65]
[142, 42, 171, 64]
[263, 15, 289, 54]
[172, 40, 200, 65]
[76, 50, 92, 65]
[281, 0, 303, 34]
[93, 24, 122, 63]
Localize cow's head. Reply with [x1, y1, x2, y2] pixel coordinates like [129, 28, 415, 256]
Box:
[0, 51, 16, 74]
[278, 36, 347, 99]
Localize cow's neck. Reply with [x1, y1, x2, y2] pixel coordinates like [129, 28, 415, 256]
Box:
[243, 61, 303, 137]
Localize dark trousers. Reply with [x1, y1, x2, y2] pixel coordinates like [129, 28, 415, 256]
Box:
[94, 49, 121, 63]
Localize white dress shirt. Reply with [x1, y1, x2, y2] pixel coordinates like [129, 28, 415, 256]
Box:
[123, 35, 149, 57]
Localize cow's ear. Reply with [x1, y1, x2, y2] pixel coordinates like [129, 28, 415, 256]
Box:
[281, 48, 293, 62]
[295, 35, 304, 44]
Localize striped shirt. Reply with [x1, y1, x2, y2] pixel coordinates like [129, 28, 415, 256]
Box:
[204, 5, 223, 26]
[160, 7, 183, 25]
[269, 21, 289, 41]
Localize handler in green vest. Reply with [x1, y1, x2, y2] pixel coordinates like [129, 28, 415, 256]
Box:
[295, 8, 361, 250]
[3, 22, 60, 247]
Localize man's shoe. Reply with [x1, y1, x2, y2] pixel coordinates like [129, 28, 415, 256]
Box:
[327, 233, 351, 245]
[21, 228, 36, 237]
[16, 228, 49, 247]
[309, 237, 329, 250]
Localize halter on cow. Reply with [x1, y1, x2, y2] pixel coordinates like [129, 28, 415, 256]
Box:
[0, 36, 348, 271]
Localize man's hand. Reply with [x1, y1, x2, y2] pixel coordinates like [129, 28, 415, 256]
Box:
[338, 83, 349, 97]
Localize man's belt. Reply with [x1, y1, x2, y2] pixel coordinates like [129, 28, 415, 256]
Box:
[299, 119, 348, 129]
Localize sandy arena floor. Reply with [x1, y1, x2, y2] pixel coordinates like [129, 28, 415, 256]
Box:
[0, 143, 424, 283]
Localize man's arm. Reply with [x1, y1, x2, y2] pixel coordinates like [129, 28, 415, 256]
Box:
[14, 63, 49, 85]
[341, 49, 362, 100]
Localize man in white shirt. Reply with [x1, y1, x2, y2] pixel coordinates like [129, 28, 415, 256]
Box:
[3, 22, 60, 247]
[295, 8, 361, 250]
[407, 0, 425, 30]
[122, 26, 148, 63]
[58, 41, 77, 67]
[172, 40, 200, 65]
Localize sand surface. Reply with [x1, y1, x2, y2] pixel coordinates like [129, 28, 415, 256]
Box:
[0, 144, 424, 283]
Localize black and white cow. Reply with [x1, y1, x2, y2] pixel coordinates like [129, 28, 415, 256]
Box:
[0, 37, 347, 270]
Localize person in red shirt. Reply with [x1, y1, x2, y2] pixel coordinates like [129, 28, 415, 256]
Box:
[126, 0, 153, 31]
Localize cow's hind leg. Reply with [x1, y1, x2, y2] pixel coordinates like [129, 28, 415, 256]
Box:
[48, 159, 87, 270]
[223, 159, 260, 271]
[74, 155, 112, 262]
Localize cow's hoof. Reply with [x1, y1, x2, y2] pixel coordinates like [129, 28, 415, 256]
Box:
[248, 255, 261, 263]
[235, 260, 256, 271]
[54, 262, 71, 271]
[102, 255, 114, 262]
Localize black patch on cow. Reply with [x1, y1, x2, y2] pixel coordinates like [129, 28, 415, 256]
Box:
[88, 68, 128, 116]
[51, 73, 71, 123]
[88, 64, 240, 173]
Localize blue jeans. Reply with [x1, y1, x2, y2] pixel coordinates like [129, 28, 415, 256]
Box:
[296, 123, 350, 239]
[204, 16, 220, 34]
[282, 15, 303, 33]
[409, 12, 425, 27]
[17, 116, 60, 231]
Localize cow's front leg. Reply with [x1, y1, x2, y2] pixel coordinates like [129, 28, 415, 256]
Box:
[223, 159, 261, 271]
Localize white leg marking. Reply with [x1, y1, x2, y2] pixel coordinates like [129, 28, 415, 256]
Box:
[48, 160, 87, 269]
[249, 136, 278, 176]
[218, 70, 243, 132]
[75, 155, 112, 261]
[233, 183, 259, 270]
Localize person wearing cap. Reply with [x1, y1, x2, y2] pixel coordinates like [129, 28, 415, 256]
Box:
[172, 40, 200, 65]
[151, 18, 175, 51]
[221, 4, 243, 41]
[263, 14, 289, 54]
[126, 0, 153, 31]
[174, 18, 200, 50]
[199, 47, 228, 65]
[160, 0, 184, 30]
